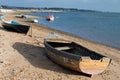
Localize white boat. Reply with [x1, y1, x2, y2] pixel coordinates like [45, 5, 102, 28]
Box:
[46, 15, 54, 21]
[31, 19, 38, 23]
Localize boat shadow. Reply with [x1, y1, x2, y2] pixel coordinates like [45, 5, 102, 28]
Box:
[12, 42, 91, 77]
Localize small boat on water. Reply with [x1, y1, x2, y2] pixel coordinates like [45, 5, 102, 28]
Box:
[44, 38, 111, 76]
[28, 19, 38, 23]
[46, 15, 54, 21]
[32, 19, 38, 23]
[2, 20, 30, 34]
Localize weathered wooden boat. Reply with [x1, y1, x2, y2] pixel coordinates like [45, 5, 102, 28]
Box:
[2, 20, 30, 34]
[44, 38, 111, 75]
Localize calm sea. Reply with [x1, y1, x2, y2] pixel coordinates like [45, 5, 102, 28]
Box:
[30, 11, 120, 49]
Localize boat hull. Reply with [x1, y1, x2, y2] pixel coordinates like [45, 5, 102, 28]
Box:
[2, 21, 30, 34]
[46, 48, 80, 72]
[44, 38, 111, 75]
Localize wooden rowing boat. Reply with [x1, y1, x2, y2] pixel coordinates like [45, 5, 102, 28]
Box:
[2, 20, 30, 34]
[44, 38, 111, 75]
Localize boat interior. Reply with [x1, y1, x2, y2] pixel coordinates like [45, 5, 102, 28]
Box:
[47, 41, 105, 60]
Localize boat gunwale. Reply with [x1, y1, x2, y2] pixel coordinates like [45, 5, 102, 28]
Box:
[44, 38, 109, 60]
[2, 20, 30, 27]
[44, 39, 81, 60]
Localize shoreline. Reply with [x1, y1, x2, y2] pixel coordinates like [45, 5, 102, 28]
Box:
[28, 11, 120, 50]
[36, 22, 120, 50]
[0, 11, 120, 80]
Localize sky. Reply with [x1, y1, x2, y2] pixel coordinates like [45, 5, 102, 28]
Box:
[0, 0, 120, 12]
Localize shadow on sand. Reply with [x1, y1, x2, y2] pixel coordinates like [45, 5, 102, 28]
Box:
[13, 42, 91, 77]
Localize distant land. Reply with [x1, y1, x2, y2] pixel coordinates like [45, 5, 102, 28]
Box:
[0, 5, 101, 12]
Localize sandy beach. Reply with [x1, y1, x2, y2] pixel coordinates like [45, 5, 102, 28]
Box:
[0, 11, 120, 80]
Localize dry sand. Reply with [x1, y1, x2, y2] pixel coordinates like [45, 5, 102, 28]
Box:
[0, 12, 120, 80]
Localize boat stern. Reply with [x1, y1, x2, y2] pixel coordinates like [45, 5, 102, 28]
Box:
[79, 57, 111, 75]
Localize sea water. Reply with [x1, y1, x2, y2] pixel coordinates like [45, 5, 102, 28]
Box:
[30, 11, 120, 49]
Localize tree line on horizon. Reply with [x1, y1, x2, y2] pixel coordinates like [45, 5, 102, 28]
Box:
[0, 5, 99, 12]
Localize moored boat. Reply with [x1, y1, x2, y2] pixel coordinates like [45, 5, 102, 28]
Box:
[46, 15, 54, 21]
[2, 20, 30, 34]
[44, 38, 111, 76]
[28, 19, 38, 23]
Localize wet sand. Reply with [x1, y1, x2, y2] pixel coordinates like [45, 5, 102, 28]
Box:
[0, 12, 120, 80]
